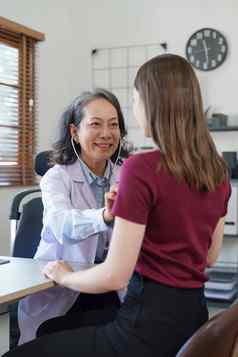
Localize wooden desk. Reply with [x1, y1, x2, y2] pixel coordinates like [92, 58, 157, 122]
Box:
[0, 256, 54, 354]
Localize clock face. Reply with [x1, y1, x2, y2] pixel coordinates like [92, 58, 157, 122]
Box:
[186, 28, 228, 71]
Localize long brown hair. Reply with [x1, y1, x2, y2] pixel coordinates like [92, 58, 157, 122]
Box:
[134, 54, 228, 192]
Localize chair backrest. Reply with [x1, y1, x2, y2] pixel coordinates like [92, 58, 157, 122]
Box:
[34, 150, 52, 177]
[11, 194, 43, 257]
[176, 302, 238, 357]
[9, 151, 52, 258]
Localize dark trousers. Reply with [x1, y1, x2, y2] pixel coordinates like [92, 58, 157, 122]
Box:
[9, 291, 120, 349]
[37, 291, 120, 337]
[3, 273, 208, 357]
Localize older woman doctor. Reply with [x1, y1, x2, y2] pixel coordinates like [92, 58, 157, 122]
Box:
[18, 89, 127, 344]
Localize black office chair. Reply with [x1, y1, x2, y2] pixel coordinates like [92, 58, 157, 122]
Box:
[9, 151, 52, 256]
[9, 150, 52, 348]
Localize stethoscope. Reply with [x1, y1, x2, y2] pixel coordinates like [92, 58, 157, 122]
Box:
[70, 136, 123, 181]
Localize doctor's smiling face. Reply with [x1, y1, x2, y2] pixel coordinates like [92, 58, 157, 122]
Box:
[70, 98, 121, 175]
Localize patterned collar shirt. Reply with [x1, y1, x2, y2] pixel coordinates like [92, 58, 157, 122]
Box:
[78, 157, 113, 262]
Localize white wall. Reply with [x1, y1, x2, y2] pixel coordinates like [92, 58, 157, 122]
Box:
[0, 0, 238, 255]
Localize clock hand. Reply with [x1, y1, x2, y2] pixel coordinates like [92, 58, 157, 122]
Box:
[192, 47, 211, 54]
[202, 40, 209, 64]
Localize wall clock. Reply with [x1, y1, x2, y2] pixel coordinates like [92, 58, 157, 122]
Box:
[185, 28, 228, 71]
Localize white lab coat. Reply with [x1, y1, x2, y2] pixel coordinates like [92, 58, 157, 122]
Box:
[18, 160, 125, 344]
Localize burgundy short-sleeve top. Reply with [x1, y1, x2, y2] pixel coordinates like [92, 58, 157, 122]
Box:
[112, 150, 231, 288]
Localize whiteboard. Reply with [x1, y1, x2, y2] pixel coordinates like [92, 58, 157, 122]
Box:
[91, 43, 163, 148]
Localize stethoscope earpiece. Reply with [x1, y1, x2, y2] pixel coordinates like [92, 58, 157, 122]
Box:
[111, 138, 123, 171]
[71, 137, 81, 161]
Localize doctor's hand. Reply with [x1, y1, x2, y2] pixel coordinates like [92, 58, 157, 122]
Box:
[42, 260, 74, 285]
[103, 184, 118, 224]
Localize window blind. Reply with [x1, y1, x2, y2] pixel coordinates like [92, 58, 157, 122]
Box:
[0, 17, 44, 186]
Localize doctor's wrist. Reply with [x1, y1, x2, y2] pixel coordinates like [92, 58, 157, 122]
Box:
[103, 208, 114, 225]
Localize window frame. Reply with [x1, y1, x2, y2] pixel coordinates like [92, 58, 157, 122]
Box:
[0, 16, 44, 186]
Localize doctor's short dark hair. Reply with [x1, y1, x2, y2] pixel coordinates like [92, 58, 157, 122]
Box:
[51, 88, 127, 165]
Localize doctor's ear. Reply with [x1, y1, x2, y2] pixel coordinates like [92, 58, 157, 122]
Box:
[72, 135, 79, 144]
[69, 124, 79, 142]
